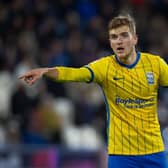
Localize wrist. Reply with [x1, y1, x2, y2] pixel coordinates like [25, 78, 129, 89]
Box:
[43, 67, 58, 79]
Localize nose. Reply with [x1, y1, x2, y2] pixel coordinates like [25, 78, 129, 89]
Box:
[116, 36, 123, 44]
[119, 35, 124, 41]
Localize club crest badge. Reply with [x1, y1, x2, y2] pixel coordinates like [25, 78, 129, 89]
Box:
[146, 72, 154, 84]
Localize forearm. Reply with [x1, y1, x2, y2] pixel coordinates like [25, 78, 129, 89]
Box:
[46, 66, 92, 82]
[44, 67, 59, 79]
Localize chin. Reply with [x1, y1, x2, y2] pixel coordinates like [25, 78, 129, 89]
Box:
[116, 53, 127, 59]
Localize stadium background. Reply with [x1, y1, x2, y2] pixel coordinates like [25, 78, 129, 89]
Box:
[0, 0, 168, 167]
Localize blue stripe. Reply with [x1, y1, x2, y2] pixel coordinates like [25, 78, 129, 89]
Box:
[84, 66, 94, 83]
[101, 89, 110, 147]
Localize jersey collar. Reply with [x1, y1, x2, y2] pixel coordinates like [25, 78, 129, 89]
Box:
[115, 52, 140, 69]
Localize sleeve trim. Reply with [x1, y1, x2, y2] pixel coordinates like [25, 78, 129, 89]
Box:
[84, 66, 94, 83]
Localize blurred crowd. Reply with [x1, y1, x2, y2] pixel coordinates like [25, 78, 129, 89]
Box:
[0, 0, 168, 167]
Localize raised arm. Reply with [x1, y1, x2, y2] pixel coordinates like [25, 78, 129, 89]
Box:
[19, 66, 93, 85]
[18, 67, 58, 85]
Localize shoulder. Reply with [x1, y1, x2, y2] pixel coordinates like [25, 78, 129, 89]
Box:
[89, 55, 114, 65]
[140, 52, 164, 65]
[140, 52, 161, 60]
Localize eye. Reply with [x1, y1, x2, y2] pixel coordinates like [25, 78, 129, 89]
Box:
[121, 32, 129, 38]
[110, 34, 118, 40]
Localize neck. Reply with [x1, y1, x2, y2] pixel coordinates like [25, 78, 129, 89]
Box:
[118, 48, 137, 65]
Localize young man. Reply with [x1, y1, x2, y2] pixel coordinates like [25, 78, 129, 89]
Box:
[19, 15, 168, 167]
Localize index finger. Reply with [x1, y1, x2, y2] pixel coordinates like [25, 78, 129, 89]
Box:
[18, 74, 30, 79]
[18, 75, 25, 79]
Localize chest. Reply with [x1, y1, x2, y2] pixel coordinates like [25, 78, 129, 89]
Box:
[105, 64, 159, 97]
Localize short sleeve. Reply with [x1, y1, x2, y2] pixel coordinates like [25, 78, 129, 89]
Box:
[86, 57, 110, 85]
[159, 57, 168, 86]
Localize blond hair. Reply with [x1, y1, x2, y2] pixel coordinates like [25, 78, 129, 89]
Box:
[108, 14, 136, 33]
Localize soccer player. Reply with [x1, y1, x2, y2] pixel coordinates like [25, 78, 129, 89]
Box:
[19, 14, 168, 168]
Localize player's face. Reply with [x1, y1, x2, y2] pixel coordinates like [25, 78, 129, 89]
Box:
[109, 25, 137, 60]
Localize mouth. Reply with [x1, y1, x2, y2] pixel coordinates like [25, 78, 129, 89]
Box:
[116, 47, 125, 53]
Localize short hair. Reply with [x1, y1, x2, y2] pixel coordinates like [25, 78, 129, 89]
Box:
[108, 14, 136, 33]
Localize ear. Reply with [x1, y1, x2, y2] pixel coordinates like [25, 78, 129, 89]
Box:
[133, 34, 138, 45]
